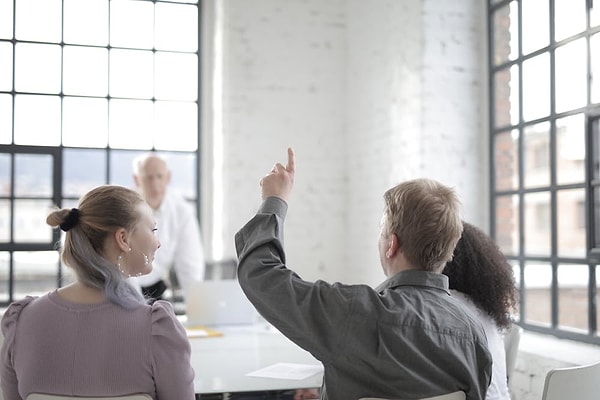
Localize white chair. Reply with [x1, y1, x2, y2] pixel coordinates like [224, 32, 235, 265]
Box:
[360, 390, 466, 400]
[541, 360, 600, 400]
[503, 323, 522, 384]
[27, 395, 152, 400]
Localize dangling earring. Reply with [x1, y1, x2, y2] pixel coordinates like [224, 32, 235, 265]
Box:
[116, 253, 130, 277]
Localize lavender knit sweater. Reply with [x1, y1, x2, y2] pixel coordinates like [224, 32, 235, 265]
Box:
[0, 290, 195, 400]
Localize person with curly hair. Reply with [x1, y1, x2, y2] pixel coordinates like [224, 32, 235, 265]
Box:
[443, 222, 519, 400]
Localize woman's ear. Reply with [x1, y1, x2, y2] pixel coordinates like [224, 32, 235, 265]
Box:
[114, 228, 130, 252]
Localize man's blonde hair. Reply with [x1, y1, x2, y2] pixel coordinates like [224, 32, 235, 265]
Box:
[382, 178, 463, 272]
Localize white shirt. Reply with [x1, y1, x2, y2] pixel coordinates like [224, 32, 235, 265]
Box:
[451, 290, 511, 400]
[134, 192, 205, 290]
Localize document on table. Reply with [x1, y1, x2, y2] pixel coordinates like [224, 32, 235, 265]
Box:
[246, 362, 324, 380]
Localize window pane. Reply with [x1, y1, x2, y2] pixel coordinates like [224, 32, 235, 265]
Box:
[14, 200, 54, 243]
[524, 121, 550, 188]
[0, 94, 12, 144]
[592, 33, 600, 104]
[0, 252, 8, 302]
[595, 186, 600, 248]
[557, 264, 588, 332]
[63, 46, 108, 96]
[524, 191, 551, 255]
[494, 65, 519, 127]
[15, 0, 61, 43]
[109, 150, 141, 187]
[155, 2, 198, 52]
[155, 52, 198, 101]
[63, 149, 107, 197]
[597, 266, 600, 336]
[110, 0, 154, 49]
[64, 0, 108, 46]
[494, 129, 519, 191]
[163, 152, 197, 199]
[0, 200, 9, 242]
[522, 0, 549, 55]
[556, 114, 585, 185]
[154, 101, 198, 151]
[591, 2, 600, 28]
[15, 43, 61, 94]
[14, 95, 61, 146]
[13, 251, 59, 297]
[0, 0, 13, 39]
[557, 189, 586, 258]
[555, 0, 586, 42]
[14, 154, 52, 197]
[555, 39, 587, 113]
[524, 262, 552, 326]
[109, 99, 153, 149]
[0, 153, 10, 195]
[522, 53, 550, 121]
[62, 97, 108, 148]
[496, 194, 520, 256]
[109, 49, 154, 99]
[0, 42, 13, 91]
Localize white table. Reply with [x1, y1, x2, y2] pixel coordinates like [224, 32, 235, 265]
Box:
[190, 324, 324, 395]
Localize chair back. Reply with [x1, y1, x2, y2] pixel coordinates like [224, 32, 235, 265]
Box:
[27, 394, 152, 400]
[541, 360, 600, 400]
[360, 390, 466, 400]
[503, 323, 523, 383]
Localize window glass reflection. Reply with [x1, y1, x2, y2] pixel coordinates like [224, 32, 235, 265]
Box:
[155, 2, 198, 52]
[62, 97, 108, 148]
[63, 46, 108, 96]
[555, 39, 587, 113]
[15, 43, 61, 94]
[154, 101, 198, 151]
[524, 262, 552, 326]
[494, 129, 519, 191]
[521, 0, 549, 55]
[14, 95, 61, 146]
[109, 49, 154, 99]
[494, 65, 519, 128]
[556, 114, 585, 185]
[496, 194, 520, 256]
[14, 200, 54, 243]
[524, 191, 551, 255]
[592, 33, 599, 105]
[0, 0, 13, 39]
[492, 2, 517, 66]
[14, 154, 52, 197]
[64, 0, 108, 46]
[557, 264, 588, 332]
[554, 0, 586, 42]
[108, 150, 141, 188]
[110, 0, 154, 49]
[0, 201, 9, 242]
[155, 52, 198, 101]
[15, 0, 61, 43]
[0, 252, 8, 302]
[523, 121, 550, 188]
[162, 152, 197, 199]
[0, 153, 9, 196]
[13, 251, 59, 297]
[108, 99, 154, 149]
[0, 94, 12, 144]
[0, 42, 13, 91]
[557, 189, 586, 258]
[63, 149, 106, 198]
[522, 53, 550, 121]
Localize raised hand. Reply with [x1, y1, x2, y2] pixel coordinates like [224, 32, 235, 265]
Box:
[260, 147, 295, 202]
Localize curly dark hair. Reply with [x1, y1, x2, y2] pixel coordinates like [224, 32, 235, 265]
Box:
[442, 222, 518, 331]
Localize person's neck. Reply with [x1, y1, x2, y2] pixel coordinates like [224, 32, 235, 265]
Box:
[57, 281, 106, 304]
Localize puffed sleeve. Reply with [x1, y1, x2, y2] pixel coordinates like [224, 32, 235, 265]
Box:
[1, 297, 35, 400]
[150, 300, 195, 400]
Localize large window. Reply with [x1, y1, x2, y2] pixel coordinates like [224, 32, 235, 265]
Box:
[0, 0, 201, 306]
[489, 0, 600, 343]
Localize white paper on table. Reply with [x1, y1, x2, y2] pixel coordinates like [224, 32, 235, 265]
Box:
[246, 362, 324, 380]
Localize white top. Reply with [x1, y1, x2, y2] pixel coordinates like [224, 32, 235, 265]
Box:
[451, 291, 510, 400]
[133, 192, 205, 290]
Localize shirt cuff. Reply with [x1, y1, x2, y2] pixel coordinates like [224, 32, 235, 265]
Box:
[259, 196, 288, 218]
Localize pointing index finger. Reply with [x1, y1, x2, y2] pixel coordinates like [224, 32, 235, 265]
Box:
[287, 147, 295, 173]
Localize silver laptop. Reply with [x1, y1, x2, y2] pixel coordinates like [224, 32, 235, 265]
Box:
[184, 279, 257, 327]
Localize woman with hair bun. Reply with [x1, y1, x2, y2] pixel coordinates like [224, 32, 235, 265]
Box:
[0, 185, 195, 400]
